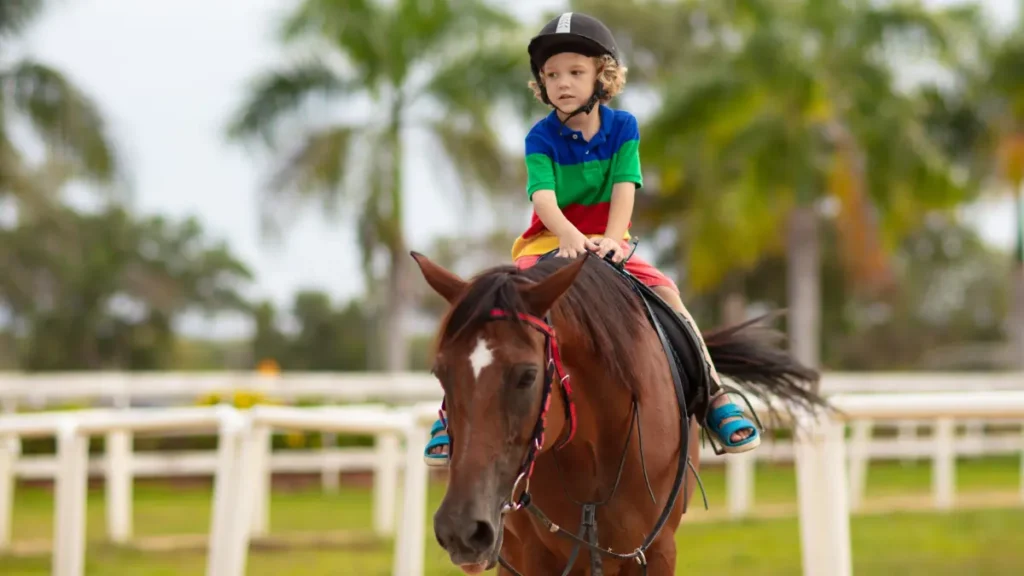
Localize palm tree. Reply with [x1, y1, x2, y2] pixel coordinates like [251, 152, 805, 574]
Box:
[0, 0, 120, 219]
[635, 0, 972, 377]
[226, 0, 535, 371]
[925, 7, 1024, 369]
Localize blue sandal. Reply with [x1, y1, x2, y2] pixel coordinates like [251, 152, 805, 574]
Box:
[424, 419, 451, 467]
[705, 397, 761, 455]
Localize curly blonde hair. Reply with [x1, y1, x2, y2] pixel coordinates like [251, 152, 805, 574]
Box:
[528, 54, 627, 106]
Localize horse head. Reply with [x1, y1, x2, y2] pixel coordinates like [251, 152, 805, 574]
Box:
[410, 251, 586, 572]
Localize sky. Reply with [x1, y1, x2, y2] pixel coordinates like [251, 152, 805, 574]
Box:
[12, 0, 1021, 338]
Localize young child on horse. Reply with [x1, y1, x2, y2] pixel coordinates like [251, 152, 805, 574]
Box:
[424, 12, 761, 466]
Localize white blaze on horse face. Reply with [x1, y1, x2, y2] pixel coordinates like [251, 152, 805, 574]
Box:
[468, 337, 495, 380]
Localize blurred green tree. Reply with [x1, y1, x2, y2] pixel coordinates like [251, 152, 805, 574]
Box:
[0, 206, 252, 370]
[621, 0, 974, 376]
[226, 0, 536, 372]
[0, 0, 121, 219]
[921, 7, 1024, 367]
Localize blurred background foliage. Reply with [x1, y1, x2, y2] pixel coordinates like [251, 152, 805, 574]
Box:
[1, 0, 1022, 375]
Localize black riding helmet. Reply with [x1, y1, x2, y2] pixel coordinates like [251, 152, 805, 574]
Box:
[528, 12, 620, 118]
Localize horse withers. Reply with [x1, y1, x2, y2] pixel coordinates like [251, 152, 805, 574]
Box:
[411, 250, 827, 575]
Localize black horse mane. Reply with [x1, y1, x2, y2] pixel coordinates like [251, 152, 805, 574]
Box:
[438, 255, 649, 396]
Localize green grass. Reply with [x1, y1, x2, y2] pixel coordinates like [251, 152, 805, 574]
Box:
[1, 456, 1021, 575]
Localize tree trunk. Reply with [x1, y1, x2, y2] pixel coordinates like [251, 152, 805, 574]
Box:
[786, 205, 821, 388]
[721, 272, 747, 326]
[1012, 184, 1024, 370]
[383, 241, 410, 372]
[380, 115, 408, 373]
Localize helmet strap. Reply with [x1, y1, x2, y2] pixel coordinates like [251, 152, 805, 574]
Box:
[556, 81, 606, 127]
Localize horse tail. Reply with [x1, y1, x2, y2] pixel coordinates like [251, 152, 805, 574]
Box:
[703, 311, 832, 422]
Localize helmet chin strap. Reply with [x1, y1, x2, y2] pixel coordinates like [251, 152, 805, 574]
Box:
[557, 92, 600, 126]
[553, 82, 606, 127]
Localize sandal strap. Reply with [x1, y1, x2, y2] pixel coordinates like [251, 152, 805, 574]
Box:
[430, 418, 446, 436]
[707, 403, 745, 430]
[717, 419, 758, 444]
[425, 432, 449, 452]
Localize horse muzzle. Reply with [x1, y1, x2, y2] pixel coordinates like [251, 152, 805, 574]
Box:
[434, 499, 504, 568]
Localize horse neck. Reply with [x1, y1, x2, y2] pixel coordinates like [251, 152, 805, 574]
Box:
[553, 319, 641, 455]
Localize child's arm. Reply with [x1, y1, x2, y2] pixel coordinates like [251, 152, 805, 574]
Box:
[603, 182, 636, 241]
[532, 190, 583, 239]
[605, 113, 643, 244]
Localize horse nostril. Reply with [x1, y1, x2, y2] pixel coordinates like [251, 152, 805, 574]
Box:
[468, 520, 495, 550]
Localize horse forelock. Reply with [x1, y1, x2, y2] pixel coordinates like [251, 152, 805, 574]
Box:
[433, 257, 651, 398]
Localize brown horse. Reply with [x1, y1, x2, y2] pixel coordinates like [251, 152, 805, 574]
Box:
[411, 250, 826, 575]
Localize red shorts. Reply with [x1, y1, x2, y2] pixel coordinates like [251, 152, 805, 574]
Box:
[514, 251, 679, 294]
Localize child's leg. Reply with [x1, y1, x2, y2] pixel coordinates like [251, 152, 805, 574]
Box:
[651, 285, 755, 445]
[623, 254, 759, 453]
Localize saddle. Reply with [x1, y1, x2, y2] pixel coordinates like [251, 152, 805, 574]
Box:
[536, 244, 713, 419]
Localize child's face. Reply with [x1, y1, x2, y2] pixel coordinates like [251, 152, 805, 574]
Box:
[541, 52, 598, 111]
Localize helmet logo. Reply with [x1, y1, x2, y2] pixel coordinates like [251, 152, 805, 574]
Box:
[555, 12, 573, 33]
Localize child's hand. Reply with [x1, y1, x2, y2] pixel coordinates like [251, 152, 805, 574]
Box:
[557, 231, 599, 259]
[595, 237, 626, 263]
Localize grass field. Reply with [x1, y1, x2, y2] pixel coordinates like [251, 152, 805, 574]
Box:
[1, 456, 1021, 575]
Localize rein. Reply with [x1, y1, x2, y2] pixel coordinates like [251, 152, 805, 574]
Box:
[466, 251, 705, 576]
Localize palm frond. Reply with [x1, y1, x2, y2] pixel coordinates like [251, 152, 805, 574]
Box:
[0, 0, 44, 39]
[423, 39, 536, 121]
[2, 59, 118, 184]
[430, 113, 522, 206]
[259, 124, 359, 237]
[225, 58, 354, 149]
[278, 0, 385, 89]
[391, 0, 519, 62]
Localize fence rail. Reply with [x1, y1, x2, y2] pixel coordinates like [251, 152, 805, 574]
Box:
[1, 371, 1023, 407]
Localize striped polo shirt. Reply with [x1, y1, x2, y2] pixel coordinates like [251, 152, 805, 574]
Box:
[511, 104, 643, 260]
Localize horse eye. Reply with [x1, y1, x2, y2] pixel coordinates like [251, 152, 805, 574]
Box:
[516, 367, 538, 389]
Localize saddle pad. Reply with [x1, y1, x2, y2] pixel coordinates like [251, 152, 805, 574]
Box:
[626, 275, 711, 416]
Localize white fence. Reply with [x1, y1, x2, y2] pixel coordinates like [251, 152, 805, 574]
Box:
[0, 373, 1023, 576]
[2, 371, 1022, 519]
[0, 404, 432, 576]
[2, 371, 1024, 407]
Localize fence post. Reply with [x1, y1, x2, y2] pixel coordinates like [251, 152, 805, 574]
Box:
[1019, 423, 1024, 503]
[393, 420, 429, 576]
[726, 451, 755, 518]
[206, 406, 245, 576]
[106, 393, 133, 544]
[932, 417, 956, 510]
[53, 419, 90, 576]
[373, 431, 401, 536]
[0, 434, 19, 551]
[249, 425, 272, 538]
[225, 417, 261, 576]
[793, 414, 851, 576]
[0, 398, 17, 551]
[846, 419, 872, 511]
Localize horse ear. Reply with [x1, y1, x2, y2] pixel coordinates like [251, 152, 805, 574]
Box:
[519, 254, 588, 315]
[410, 251, 467, 304]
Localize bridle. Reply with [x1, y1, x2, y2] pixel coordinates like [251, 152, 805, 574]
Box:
[438, 308, 578, 515]
[437, 252, 708, 575]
